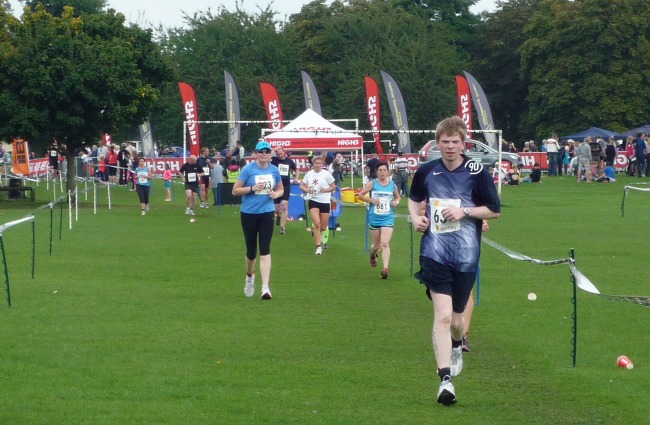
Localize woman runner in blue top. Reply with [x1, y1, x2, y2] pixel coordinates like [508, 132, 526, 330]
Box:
[232, 140, 283, 301]
[357, 161, 401, 279]
[134, 158, 152, 216]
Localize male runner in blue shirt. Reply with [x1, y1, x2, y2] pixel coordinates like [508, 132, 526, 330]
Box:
[408, 116, 501, 406]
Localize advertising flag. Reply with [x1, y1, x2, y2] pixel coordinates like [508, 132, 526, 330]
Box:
[224, 70, 241, 152]
[260, 82, 284, 130]
[178, 82, 201, 156]
[101, 132, 113, 146]
[301, 71, 322, 116]
[11, 138, 30, 175]
[365, 76, 383, 154]
[455, 76, 473, 132]
[463, 71, 497, 148]
[380, 70, 412, 153]
[139, 120, 156, 159]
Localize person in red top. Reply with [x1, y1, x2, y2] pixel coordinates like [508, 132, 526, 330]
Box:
[106, 145, 118, 184]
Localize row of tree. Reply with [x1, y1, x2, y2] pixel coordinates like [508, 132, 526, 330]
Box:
[1, 0, 649, 165]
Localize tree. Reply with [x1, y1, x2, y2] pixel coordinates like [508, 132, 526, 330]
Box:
[0, 4, 174, 191]
[470, 0, 541, 145]
[520, 0, 650, 136]
[155, 5, 301, 152]
[20, 0, 106, 16]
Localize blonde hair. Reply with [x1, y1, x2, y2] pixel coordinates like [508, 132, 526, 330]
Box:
[436, 116, 467, 142]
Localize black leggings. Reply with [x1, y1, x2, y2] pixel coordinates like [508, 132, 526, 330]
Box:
[136, 185, 150, 205]
[240, 211, 274, 260]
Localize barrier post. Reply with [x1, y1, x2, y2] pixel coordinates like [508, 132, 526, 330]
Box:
[570, 248, 577, 367]
[0, 236, 11, 307]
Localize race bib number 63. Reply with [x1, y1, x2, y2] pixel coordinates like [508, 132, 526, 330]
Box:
[430, 198, 461, 234]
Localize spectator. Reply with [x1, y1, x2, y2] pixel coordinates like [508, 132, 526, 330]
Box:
[506, 164, 520, 185]
[523, 163, 542, 183]
[117, 143, 131, 186]
[633, 132, 647, 177]
[366, 153, 380, 179]
[596, 163, 616, 183]
[576, 139, 592, 182]
[626, 136, 636, 176]
[210, 155, 225, 206]
[605, 137, 617, 167]
[106, 145, 118, 184]
[163, 163, 173, 201]
[545, 134, 560, 176]
[393, 151, 411, 197]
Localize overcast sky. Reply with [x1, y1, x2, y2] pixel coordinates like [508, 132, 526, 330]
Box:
[9, 0, 498, 29]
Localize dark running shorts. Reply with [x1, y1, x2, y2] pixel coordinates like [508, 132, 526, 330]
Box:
[414, 256, 476, 313]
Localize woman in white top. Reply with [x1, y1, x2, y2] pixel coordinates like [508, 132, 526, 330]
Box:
[300, 156, 336, 255]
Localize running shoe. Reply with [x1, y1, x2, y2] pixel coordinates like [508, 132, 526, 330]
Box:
[141, 210, 146, 216]
[315, 246, 322, 255]
[381, 268, 389, 279]
[370, 252, 377, 268]
[189, 209, 195, 216]
[450, 346, 463, 377]
[244, 274, 255, 298]
[275, 215, 281, 226]
[323, 243, 328, 250]
[462, 336, 471, 353]
[185, 208, 190, 215]
[280, 227, 286, 235]
[261, 285, 272, 300]
[437, 378, 457, 405]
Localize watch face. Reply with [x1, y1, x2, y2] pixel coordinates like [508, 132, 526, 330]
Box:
[464, 208, 470, 215]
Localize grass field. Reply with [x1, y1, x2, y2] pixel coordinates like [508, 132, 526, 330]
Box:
[1, 175, 649, 424]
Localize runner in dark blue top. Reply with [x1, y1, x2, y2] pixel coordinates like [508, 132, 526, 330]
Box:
[408, 116, 501, 406]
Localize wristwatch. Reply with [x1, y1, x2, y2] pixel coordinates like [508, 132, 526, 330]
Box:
[463, 207, 471, 217]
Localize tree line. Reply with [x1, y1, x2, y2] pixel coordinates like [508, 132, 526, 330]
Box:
[1, 0, 649, 160]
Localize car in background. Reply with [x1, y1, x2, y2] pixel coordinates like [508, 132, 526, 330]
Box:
[418, 139, 521, 168]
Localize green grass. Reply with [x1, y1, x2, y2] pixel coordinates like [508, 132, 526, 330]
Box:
[1, 175, 649, 424]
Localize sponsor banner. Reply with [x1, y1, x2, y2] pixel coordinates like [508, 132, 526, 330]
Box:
[178, 81, 201, 156]
[455, 76, 472, 132]
[518, 152, 630, 172]
[365, 76, 383, 154]
[267, 137, 363, 151]
[260, 82, 284, 130]
[224, 70, 241, 151]
[139, 121, 156, 159]
[380, 70, 412, 153]
[301, 71, 322, 116]
[463, 71, 497, 149]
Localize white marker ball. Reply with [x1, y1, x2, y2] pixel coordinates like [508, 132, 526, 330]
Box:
[190, 219, 196, 223]
[528, 292, 537, 301]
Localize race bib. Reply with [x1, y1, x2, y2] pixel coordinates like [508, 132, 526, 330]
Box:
[430, 198, 461, 234]
[137, 172, 148, 185]
[202, 167, 209, 175]
[50, 150, 58, 157]
[371, 190, 393, 215]
[278, 163, 290, 177]
[187, 173, 197, 183]
[254, 174, 274, 195]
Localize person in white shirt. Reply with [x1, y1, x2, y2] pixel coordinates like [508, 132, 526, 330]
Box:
[300, 156, 336, 255]
[545, 134, 560, 176]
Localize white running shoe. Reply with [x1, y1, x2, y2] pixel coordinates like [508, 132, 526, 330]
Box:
[141, 210, 146, 216]
[315, 246, 322, 255]
[261, 285, 272, 300]
[244, 274, 255, 298]
[185, 208, 190, 215]
[189, 209, 195, 216]
[437, 378, 456, 405]
[451, 346, 463, 377]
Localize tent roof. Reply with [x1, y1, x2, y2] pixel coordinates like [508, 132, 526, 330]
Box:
[615, 125, 650, 139]
[559, 127, 617, 142]
[265, 109, 363, 151]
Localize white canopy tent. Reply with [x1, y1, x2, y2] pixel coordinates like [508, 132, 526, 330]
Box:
[264, 109, 365, 186]
[264, 109, 364, 152]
